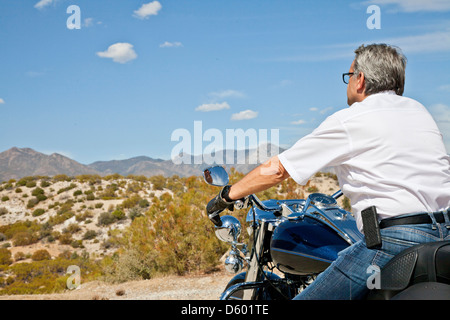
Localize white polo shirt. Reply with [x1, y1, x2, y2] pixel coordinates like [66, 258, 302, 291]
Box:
[278, 91, 450, 232]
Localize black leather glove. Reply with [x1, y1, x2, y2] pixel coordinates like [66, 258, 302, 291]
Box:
[206, 185, 235, 226]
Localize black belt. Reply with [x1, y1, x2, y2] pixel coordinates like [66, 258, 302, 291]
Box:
[379, 210, 450, 229]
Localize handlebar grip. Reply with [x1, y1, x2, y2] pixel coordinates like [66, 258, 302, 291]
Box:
[208, 211, 223, 227]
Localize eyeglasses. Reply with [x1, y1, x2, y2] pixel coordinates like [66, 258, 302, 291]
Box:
[342, 72, 354, 84]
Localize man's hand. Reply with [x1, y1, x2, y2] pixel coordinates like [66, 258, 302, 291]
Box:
[206, 185, 235, 226]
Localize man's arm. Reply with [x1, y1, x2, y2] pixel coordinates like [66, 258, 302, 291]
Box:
[227, 155, 290, 200]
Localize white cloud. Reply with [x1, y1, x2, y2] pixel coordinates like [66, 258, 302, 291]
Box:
[97, 43, 137, 64]
[34, 0, 54, 10]
[83, 18, 101, 28]
[364, 0, 450, 12]
[273, 30, 450, 63]
[231, 110, 258, 121]
[134, 1, 162, 19]
[438, 84, 450, 92]
[0, 98, 5, 104]
[209, 90, 246, 100]
[291, 119, 306, 125]
[195, 102, 230, 112]
[387, 31, 450, 54]
[159, 41, 183, 48]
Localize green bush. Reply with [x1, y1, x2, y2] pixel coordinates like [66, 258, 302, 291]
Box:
[13, 231, 39, 246]
[0, 207, 8, 216]
[83, 230, 97, 240]
[32, 208, 45, 217]
[31, 187, 44, 197]
[0, 248, 12, 265]
[97, 212, 116, 226]
[40, 180, 51, 188]
[25, 181, 36, 188]
[111, 209, 125, 221]
[31, 249, 51, 261]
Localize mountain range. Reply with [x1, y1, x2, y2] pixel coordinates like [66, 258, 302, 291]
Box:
[0, 145, 284, 182]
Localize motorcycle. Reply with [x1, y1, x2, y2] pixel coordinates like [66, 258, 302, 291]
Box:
[203, 165, 450, 300]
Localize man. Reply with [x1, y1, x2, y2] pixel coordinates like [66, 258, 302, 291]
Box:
[207, 44, 450, 299]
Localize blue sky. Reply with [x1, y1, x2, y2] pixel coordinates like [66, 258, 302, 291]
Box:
[1, 0, 450, 164]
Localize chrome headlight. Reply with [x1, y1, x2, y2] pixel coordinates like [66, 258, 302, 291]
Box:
[224, 249, 244, 274]
[215, 215, 241, 243]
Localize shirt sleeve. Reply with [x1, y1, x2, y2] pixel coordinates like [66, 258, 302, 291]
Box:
[278, 114, 352, 185]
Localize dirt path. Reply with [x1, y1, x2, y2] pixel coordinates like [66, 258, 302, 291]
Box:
[0, 270, 231, 300]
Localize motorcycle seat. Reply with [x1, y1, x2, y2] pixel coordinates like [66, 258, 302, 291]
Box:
[367, 240, 450, 300]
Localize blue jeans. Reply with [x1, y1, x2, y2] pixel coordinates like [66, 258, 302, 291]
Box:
[293, 213, 450, 300]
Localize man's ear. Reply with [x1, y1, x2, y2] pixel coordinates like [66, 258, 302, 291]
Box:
[356, 72, 366, 94]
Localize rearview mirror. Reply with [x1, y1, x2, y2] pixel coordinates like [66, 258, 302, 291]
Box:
[203, 166, 229, 186]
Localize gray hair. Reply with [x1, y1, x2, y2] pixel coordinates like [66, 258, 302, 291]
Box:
[354, 44, 407, 96]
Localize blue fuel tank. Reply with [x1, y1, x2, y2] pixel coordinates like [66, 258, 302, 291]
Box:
[270, 217, 351, 275]
[247, 195, 363, 276]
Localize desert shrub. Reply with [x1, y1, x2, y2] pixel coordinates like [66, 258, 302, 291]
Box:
[111, 209, 125, 221]
[138, 199, 150, 208]
[85, 192, 95, 201]
[99, 184, 118, 199]
[342, 196, 352, 212]
[97, 212, 116, 226]
[25, 181, 36, 188]
[27, 198, 38, 208]
[48, 212, 74, 226]
[12, 231, 39, 246]
[75, 174, 102, 185]
[0, 248, 12, 265]
[16, 177, 32, 187]
[73, 190, 82, 197]
[83, 230, 97, 240]
[120, 195, 141, 209]
[307, 185, 319, 193]
[0, 221, 41, 240]
[52, 174, 72, 182]
[0, 207, 8, 216]
[15, 187, 22, 193]
[57, 183, 77, 194]
[1, 255, 101, 295]
[64, 223, 81, 234]
[31, 187, 44, 197]
[32, 208, 45, 217]
[58, 233, 73, 245]
[36, 194, 47, 202]
[95, 203, 103, 209]
[1, 196, 9, 202]
[128, 207, 143, 221]
[40, 180, 51, 188]
[14, 251, 26, 262]
[57, 202, 73, 215]
[104, 174, 237, 283]
[31, 249, 51, 261]
[149, 175, 166, 190]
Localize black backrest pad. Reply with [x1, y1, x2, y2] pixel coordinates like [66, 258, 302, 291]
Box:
[380, 240, 450, 290]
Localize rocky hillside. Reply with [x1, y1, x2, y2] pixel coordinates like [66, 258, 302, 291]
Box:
[0, 170, 345, 297]
[0, 145, 284, 182]
[0, 174, 171, 260]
